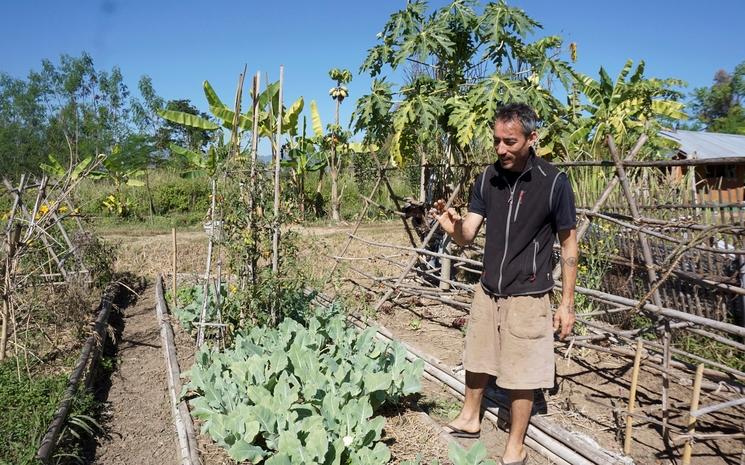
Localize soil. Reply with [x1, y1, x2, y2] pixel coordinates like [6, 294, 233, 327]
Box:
[92, 221, 744, 465]
[91, 283, 179, 464]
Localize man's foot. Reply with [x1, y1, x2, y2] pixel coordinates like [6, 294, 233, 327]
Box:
[443, 424, 481, 439]
[499, 450, 528, 465]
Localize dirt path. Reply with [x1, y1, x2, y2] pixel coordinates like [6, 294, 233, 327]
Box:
[93, 285, 178, 465]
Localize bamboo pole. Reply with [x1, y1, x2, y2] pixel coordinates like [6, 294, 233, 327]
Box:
[247, 72, 261, 290]
[196, 178, 217, 347]
[272, 65, 284, 277]
[369, 150, 421, 249]
[373, 184, 461, 312]
[270, 66, 284, 325]
[682, 364, 705, 465]
[324, 157, 390, 285]
[691, 396, 745, 418]
[155, 275, 201, 465]
[1, 224, 21, 361]
[172, 227, 178, 310]
[37, 285, 117, 464]
[578, 209, 745, 255]
[624, 339, 644, 454]
[571, 284, 745, 338]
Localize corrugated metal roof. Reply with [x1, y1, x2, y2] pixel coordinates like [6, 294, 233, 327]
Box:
[660, 129, 745, 159]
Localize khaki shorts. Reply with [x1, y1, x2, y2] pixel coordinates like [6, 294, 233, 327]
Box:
[463, 284, 555, 390]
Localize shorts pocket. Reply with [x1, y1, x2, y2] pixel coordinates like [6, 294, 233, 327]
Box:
[506, 295, 549, 340]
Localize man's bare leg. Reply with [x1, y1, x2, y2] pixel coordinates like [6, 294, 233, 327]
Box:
[447, 371, 490, 433]
[503, 389, 532, 462]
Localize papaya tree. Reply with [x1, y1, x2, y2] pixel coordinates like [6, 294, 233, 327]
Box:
[354, 0, 574, 172]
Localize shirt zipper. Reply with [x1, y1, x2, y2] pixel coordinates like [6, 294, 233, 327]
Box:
[513, 190, 524, 223]
[530, 240, 538, 282]
[497, 166, 532, 294]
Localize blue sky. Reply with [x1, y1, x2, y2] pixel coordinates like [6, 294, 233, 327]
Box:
[1, 0, 743, 140]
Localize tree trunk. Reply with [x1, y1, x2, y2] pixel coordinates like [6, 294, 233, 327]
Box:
[419, 147, 427, 202]
[331, 97, 341, 222]
[145, 170, 156, 219]
[314, 168, 326, 218]
[331, 154, 340, 222]
[299, 174, 305, 219]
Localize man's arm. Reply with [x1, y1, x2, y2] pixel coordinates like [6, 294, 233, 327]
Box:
[432, 200, 484, 246]
[554, 228, 577, 339]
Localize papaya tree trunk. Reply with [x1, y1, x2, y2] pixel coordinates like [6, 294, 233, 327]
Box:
[419, 146, 427, 202]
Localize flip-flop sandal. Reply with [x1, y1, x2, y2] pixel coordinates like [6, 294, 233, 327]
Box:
[499, 453, 528, 465]
[443, 425, 481, 439]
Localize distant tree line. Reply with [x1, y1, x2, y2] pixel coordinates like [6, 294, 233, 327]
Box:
[0, 52, 213, 179]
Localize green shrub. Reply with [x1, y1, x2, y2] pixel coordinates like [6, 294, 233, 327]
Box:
[0, 360, 97, 465]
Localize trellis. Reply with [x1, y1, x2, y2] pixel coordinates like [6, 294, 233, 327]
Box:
[1, 171, 95, 362]
[327, 135, 745, 465]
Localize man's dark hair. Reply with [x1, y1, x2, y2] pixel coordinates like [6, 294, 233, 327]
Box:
[494, 103, 539, 136]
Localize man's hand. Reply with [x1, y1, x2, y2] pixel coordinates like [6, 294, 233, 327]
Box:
[553, 303, 575, 340]
[429, 199, 483, 246]
[430, 199, 462, 235]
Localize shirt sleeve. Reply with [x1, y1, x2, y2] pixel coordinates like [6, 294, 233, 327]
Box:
[469, 171, 487, 217]
[551, 173, 576, 231]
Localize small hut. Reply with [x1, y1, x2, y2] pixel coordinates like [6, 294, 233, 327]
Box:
[660, 129, 745, 203]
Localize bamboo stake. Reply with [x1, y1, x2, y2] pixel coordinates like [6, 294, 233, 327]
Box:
[272, 66, 283, 277]
[172, 227, 178, 310]
[682, 364, 705, 465]
[624, 339, 644, 454]
[196, 178, 217, 347]
[270, 66, 284, 325]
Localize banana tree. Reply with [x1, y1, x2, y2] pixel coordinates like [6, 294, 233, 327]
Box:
[281, 117, 326, 218]
[566, 59, 686, 159]
[327, 68, 353, 221]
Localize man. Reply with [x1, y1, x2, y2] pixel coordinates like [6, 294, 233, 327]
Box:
[434, 103, 578, 465]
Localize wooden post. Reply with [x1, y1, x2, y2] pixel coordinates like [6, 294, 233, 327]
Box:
[624, 339, 644, 454]
[172, 227, 178, 310]
[682, 364, 705, 465]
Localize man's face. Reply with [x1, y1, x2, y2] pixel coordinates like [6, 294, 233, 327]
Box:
[493, 119, 537, 172]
